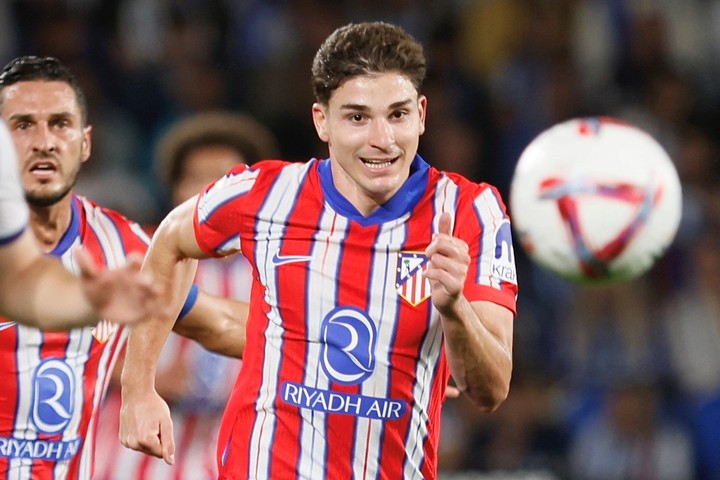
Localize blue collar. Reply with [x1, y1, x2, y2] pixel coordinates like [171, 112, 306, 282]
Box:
[50, 197, 81, 257]
[317, 155, 429, 226]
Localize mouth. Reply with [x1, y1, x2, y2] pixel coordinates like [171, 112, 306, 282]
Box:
[28, 160, 58, 180]
[361, 157, 397, 170]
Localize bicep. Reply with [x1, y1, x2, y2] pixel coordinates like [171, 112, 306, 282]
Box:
[155, 196, 208, 261]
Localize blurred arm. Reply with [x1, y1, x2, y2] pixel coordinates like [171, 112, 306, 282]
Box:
[0, 229, 161, 329]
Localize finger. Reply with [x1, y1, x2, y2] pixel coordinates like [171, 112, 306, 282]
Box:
[445, 385, 461, 398]
[123, 252, 145, 272]
[75, 247, 98, 280]
[438, 212, 453, 236]
[160, 417, 176, 465]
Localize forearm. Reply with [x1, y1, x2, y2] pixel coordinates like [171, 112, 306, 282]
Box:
[440, 298, 513, 412]
[173, 294, 248, 358]
[0, 236, 95, 328]
[121, 216, 198, 394]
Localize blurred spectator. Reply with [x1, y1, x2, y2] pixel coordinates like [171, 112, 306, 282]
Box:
[441, 372, 568, 476]
[662, 227, 720, 480]
[568, 378, 694, 480]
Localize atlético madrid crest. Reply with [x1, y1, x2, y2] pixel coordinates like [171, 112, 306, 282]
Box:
[396, 252, 432, 306]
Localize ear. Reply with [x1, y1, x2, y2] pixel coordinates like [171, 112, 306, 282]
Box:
[418, 95, 427, 136]
[80, 125, 92, 163]
[312, 103, 330, 143]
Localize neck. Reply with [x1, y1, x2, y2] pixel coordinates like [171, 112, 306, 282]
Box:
[29, 194, 74, 253]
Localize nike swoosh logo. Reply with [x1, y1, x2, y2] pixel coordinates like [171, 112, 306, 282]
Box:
[270, 250, 313, 267]
[0, 322, 17, 332]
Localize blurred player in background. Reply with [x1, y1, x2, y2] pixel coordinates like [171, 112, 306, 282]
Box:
[0, 119, 161, 328]
[120, 21, 517, 480]
[94, 110, 279, 479]
[0, 56, 247, 480]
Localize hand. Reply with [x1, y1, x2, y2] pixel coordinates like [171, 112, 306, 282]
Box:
[424, 212, 470, 312]
[76, 248, 164, 325]
[120, 387, 176, 465]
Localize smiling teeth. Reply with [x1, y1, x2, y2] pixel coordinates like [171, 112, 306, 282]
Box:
[364, 160, 392, 169]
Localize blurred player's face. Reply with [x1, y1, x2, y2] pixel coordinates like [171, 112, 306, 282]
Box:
[0, 81, 91, 207]
[312, 72, 426, 216]
[173, 145, 245, 206]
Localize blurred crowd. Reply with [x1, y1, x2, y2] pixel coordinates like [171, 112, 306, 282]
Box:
[2, 0, 720, 479]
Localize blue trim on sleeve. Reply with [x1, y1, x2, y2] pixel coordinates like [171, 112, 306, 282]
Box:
[178, 284, 199, 320]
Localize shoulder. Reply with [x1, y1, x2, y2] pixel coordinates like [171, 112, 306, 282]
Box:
[431, 168, 506, 205]
[217, 158, 317, 193]
[74, 195, 152, 245]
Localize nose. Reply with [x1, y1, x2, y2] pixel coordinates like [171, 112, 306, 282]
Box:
[32, 122, 57, 153]
[369, 118, 395, 150]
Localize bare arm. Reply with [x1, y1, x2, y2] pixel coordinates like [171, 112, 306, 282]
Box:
[120, 198, 207, 464]
[173, 292, 247, 358]
[425, 213, 514, 412]
[0, 229, 162, 329]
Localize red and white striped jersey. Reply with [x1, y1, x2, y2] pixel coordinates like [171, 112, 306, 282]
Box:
[0, 121, 28, 244]
[93, 256, 250, 480]
[194, 156, 518, 480]
[0, 195, 149, 480]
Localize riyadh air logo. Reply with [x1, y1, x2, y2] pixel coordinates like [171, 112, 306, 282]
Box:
[396, 252, 431, 306]
[32, 359, 74, 434]
[320, 306, 377, 385]
[493, 220, 517, 284]
[281, 306, 408, 420]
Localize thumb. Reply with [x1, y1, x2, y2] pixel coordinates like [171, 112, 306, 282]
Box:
[438, 212, 453, 236]
[160, 417, 176, 465]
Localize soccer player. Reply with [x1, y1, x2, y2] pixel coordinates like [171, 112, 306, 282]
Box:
[0, 120, 161, 329]
[121, 21, 518, 479]
[94, 111, 279, 479]
[0, 56, 247, 480]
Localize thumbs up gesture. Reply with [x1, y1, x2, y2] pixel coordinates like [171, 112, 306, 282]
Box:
[424, 212, 470, 312]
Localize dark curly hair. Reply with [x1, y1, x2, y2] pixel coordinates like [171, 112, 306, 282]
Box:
[311, 22, 427, 105]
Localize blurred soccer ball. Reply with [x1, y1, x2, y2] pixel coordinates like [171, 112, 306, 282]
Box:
[510, 117, 682, 284]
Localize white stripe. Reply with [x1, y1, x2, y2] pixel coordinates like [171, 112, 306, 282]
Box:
[401, 177, 458, 478]
[474, 188, 506, 289]
[10, 327, 42, 479]
[351, 220, 405, 479]
[198, 169, 260, 224]
[297, 208, 348, 479]
[249, 162, 312, 479]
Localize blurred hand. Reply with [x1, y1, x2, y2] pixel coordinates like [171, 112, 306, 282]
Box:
[76, 249, 164, 325]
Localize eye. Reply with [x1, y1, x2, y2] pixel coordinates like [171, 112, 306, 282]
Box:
[391, 110, 407, 120]
[351, 113, 364, 122]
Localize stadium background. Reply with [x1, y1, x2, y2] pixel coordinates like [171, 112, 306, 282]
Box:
[2, 1, 720, 478]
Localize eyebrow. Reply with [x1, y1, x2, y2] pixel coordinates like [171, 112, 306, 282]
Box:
[339, 99, 414, 111]
[7, 111, 75, 122]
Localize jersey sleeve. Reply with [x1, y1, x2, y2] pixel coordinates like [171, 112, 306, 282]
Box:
[458, 183, 518, 316]
[193, 163, 257, 258]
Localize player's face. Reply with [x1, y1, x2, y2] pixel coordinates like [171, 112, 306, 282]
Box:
[312, 72, 426, 216]
[173, 145, 245, 206]
[0, 81, 91, 207]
